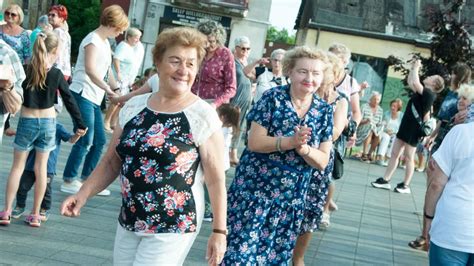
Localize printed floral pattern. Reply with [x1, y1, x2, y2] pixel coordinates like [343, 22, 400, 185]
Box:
[223, 85, 334, 265]
[116, 108, 200, 234]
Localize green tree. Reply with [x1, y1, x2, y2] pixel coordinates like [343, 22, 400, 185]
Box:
[58, 0, 102, 62]
[387, 0, 472, 113]
[266, 26, 295, 45]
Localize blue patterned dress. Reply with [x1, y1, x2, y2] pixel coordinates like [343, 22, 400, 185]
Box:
[223, 85, 333, 265]
[300, 93, 347, 234]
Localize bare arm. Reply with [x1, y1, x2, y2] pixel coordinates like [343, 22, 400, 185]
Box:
[243, 58, 269, 81]
[296, 141, 332, 170]
[247, 121, 308, 153]
[407, 59, 423, 94]
[422, 158, 449, 240]
[60, 128, 123, 216]
[113, 58, 122, 83]
[199, 131, 227, 265]
[84, 44, 117, 96]
[111, 82, 152, 104]
[350, 93, 362, 125]
[333, 98, 349, 140]
[0, 85, 22, 114]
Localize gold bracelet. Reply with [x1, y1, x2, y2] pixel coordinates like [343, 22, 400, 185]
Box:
[302, 146, 311, 156]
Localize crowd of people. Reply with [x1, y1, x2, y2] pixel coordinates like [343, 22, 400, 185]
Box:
[0, 3, 473, 265]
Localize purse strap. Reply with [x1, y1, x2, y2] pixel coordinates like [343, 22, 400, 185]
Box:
[411, 103, 429, 126]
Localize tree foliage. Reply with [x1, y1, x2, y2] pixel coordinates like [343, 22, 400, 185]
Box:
[58, 0, 102, 62]
[266, 26, 295, 45]
[387, 0, 472, 112]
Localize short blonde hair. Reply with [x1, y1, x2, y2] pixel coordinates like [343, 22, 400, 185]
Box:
[152, 27, 207, 66]
[100, 5, 129, 32]
[5, 4, 24, 25]
[457, 84, 474, 103]
[282, 46, 330, 94]
[326, 52, 345, 83]
[328, 43, 351, 65]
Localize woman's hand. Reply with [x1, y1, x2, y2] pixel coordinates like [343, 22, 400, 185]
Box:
[60, 193, 87, 217]
[291, 125, 312, 148]
[295, 144, 310, 157]
[453, 110, 467, 125]
[411, 59, 422, 70]
[206, 233, 226, 265]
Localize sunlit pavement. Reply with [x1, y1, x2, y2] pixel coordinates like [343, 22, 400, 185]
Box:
[0, 111, 428, 265]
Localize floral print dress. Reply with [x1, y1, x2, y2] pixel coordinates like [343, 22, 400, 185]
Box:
[116, 94, 221, 234]
[223, 85, 333, 265]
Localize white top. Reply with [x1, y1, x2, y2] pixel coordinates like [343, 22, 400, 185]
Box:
[221, 126, 233, 171]
[69, 31, 112, 106]
[131, 41, 145, 81]
[430, 122, 474, 253]
[255, 69, 287, 103]
[336, 74, 360, 99]
[118, 93, 222, 147]
[147, 74, 160, 93]
[113, 41, 144, 87]
[53, 27, 71, 77]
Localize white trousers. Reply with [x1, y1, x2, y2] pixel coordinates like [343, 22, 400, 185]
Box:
[377, 132, 395, 157]
[113, 224, 198, 266]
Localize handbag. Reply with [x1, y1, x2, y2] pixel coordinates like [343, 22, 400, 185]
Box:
[411, 104, 433, 137]
[332, 149, 344, 180]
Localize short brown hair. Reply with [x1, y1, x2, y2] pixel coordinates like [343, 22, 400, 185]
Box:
[390, 98, 403, 111]
[152, 27, 207, 66]
[100, 5, 129, 32]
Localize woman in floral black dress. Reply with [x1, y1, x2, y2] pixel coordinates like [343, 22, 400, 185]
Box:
[61, 27, 227, 265]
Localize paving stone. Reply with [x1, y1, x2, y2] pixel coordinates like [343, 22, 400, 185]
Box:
[0, 113, 429, 264]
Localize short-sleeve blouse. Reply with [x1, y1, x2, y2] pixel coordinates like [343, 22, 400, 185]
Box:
[0, 29, 31, 65]
[116, 94, 221, 234]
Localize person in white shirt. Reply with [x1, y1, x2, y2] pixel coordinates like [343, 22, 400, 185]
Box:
[48, 5, 72, 81]
[104, 27, 144, 131]
[216, 104, 240, 171]
[252, 49, 287, 103]
[422, 118, 474, 265]
[61, 5, 128, 196]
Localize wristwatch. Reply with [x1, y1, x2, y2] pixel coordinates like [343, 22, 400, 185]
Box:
[212, 228, 228, 236]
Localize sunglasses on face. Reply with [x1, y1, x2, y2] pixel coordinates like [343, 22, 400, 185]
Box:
[48, 13, 57, 18]
[4, 11, 18, 18]
[237, 46, 251, 51]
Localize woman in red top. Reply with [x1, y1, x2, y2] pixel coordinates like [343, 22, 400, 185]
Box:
[191, 20, 236, 108]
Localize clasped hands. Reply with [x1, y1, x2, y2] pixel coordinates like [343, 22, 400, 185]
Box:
[291, 125, 312, 156]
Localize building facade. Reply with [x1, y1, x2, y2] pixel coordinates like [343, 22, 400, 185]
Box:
[294, 0, 473, 109]
[106, 0, 272, 73]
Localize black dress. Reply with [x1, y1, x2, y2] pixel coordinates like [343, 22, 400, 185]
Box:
[396, 88, 436, 147]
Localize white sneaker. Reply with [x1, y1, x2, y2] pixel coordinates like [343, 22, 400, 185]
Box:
[60, 180, 83, 194]
[97, 189, 111, 196]
[320, 212, 331, 229]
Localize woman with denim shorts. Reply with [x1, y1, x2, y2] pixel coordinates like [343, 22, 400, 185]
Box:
[0, 30, 86, 227]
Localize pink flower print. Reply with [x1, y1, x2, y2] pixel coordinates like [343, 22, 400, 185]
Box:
[167, 210, 175, 216]
[134, 219, 148, 232]
[147, 133, 166, 148]
[134, 169, 141, 177]
[174, 192, 187, 208]
[189, 224, 196, 232]
[167, 150, 198, 175]
[121, 177, 131, 198]
[240, 242, 249, 253]
[169, 146, 179, 154]
[258, 165, 268, 174]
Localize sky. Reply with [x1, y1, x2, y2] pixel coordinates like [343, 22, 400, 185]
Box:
[269, 0, 302, 32]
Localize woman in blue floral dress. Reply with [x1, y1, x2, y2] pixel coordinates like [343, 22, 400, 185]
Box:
[223, 47, 334, 265]
[293, 51, 349, 265]
[60, 27, 227, 265]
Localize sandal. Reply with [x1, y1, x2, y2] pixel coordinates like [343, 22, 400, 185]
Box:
[24, 214, 41, 228]
[0, 210, 11, 225]
[408, 236, 428, 251]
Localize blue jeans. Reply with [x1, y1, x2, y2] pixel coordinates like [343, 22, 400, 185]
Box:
[14, 117, 56, 152]
[63, 91, 106, 181]
[430, 241, 474, 266]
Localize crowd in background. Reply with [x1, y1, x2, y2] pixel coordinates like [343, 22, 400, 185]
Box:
[0, 3, 473, 265]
